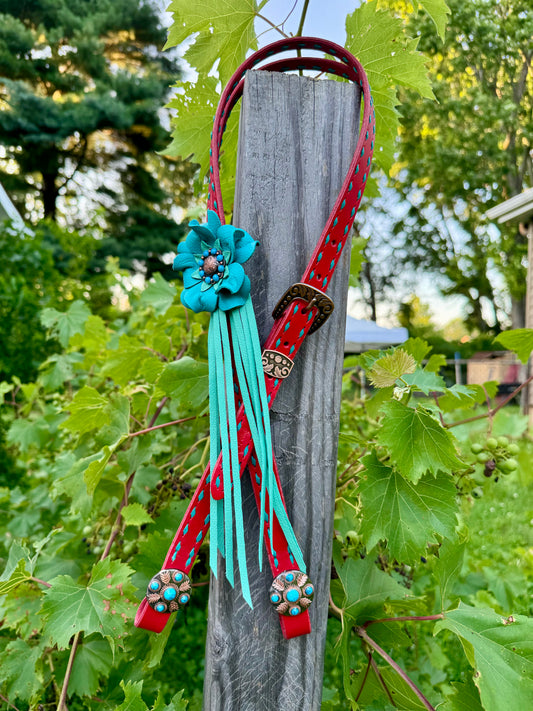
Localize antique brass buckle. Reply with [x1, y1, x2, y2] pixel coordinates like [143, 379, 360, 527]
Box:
[272, 282, 334, 334]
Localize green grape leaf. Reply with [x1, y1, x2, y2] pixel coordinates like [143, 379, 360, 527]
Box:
[0, 540, 33, 579]
[494, 328, 533, 364]
[165, 0, 257, 83]
[376, 401, 464, 482]
[365, 385, 394, 419]
[39, 354, 75, 391]
[166, 79, 219, 175]
[435, 603, 533, 711]
[41, 558, 137, 649]
[157, 357, 209, 410]
[68, 637, 113, 697]
[402, 368, 446, 394]
[368, 83, 400, 173]
[145, 619, 174, 669]
[100, 393, 130, 446]
[345, 1, 434, 181]
[60, 386, 110, 436]
[349, 236, 367, 287]
[0, 558, 32, 595]
[438, 678, 484, 710]
[166, 78, 240, 208]
[418, 0, 451, 40]
[101, 334, 164, 387]
[116, 680, 148, 711]
[7, 418, 48, 453]
[434, 538, 466, 610]
[425, 352, 447, 372]
[337, 555, 412, 621]
[0, 381, 14, 401]
[141, 274, 177, 316]
[437, 384, 478, 412]
[40, 299, 91, 347]
[368, 349, 416, 388]
[84, 445, 116, 496]
[354, 662, 428, 709]
[401, 337, 432, 364]
[154, 690, 189, 711]
[0, 639, 42, 702]
[358, 452, 457, 563]
[122, 503, 154, 527]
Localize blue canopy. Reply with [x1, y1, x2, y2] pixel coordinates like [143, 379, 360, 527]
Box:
[345, 315, 408, 353]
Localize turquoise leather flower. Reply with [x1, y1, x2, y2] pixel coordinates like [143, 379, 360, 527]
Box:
[173, 210, 258, 313]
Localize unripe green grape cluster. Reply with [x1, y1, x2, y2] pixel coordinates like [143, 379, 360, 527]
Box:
[470, 436, 519, 480]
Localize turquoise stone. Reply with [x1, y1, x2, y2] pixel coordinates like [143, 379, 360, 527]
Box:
[176, 573, 183, 582]
[290, 607, 300, 616]
[285, 573, 294, 582]
[180, 595, 189, 604]
[149, 581, 160, 591]
[271, 594, 280, 603]
[304, 585, 313, 596]
[286, 589, 300, 603]
[163, 587, 177, 601]
[155, 603, 165, 612]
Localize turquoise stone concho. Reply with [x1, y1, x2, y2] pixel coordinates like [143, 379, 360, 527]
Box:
[146, 569, 191, 613]
[269, 570, 314, 617]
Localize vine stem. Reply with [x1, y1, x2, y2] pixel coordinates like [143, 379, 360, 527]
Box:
[363, 614, 444, 629]
[57, 631, 80, 710]
[30, 576, 51, 588]
[356, 627, 436, 711]
[0, 693, 20, 711]
[369, 654, 397, 707]
[129, 413, 205, 438]
[256, 12, 289, 38]
[296, 0, 310, 36]
[329, 593, 343, 619]
[446, 373, 533, 428]
[354, 652, 373, 703]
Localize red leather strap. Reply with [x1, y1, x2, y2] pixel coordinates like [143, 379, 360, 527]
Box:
[134, 37, 375, 638]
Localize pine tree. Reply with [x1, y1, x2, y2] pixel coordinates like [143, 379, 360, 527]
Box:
[0, 0, 190, 275]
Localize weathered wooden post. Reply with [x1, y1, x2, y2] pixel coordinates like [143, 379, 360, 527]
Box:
[203, 70, 361, 709]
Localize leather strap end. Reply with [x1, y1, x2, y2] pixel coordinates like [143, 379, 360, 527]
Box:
[134, 598, 172, 633]
[280, 610, 311, 639]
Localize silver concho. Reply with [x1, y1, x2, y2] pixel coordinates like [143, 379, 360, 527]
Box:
[146, 569, 192, 613]
[262, 350, 295, 379]
[269, 570, 314, 617]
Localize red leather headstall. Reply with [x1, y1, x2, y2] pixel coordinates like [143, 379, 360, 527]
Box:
[134, 36, 375, 640]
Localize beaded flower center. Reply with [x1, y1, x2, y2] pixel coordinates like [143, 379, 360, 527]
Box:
[199, 248, 226, 284]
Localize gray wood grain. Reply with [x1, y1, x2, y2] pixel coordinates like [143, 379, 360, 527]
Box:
[203, 71, 361, 711]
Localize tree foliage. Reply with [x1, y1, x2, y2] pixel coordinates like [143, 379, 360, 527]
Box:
[392, 0, 533, 330]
